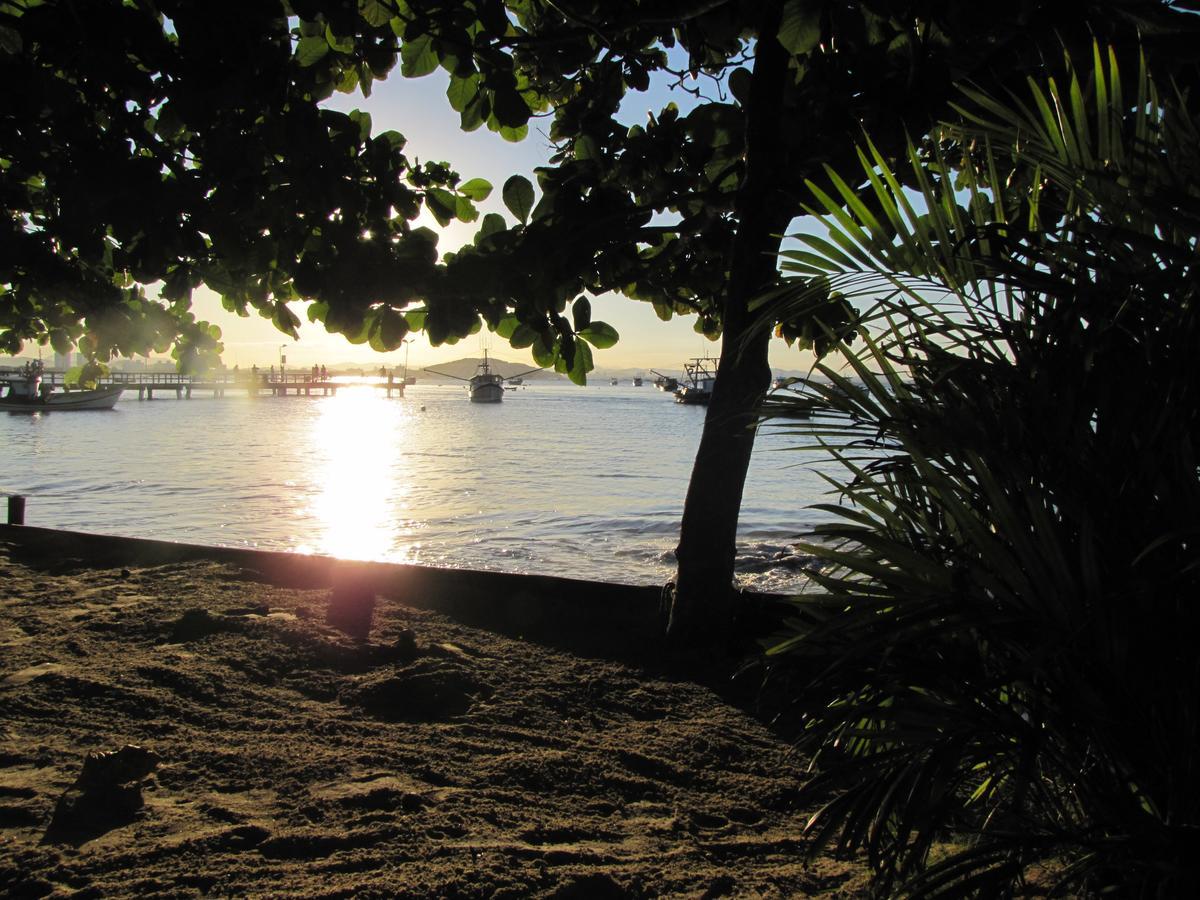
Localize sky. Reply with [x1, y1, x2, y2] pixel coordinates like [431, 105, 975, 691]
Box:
[193, 60, 820, 376]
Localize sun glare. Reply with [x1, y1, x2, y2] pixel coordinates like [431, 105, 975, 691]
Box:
[296, 387, 411, 562]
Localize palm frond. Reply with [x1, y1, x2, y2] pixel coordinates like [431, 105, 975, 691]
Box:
[758, 41, 1200, 897]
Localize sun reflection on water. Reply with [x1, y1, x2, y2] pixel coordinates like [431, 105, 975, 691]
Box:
[294, 388, 411, 562]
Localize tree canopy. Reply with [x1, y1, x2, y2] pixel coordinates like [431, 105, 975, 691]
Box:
[6, 0, 1192, 374]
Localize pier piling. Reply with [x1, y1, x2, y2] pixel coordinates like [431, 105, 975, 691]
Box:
[7, 495, 25, 526]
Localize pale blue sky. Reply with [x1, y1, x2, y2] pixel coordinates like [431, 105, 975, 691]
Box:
[197, 61, 818, 375]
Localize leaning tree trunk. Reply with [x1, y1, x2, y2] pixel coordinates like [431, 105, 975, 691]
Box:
[668, 5, 797, 640]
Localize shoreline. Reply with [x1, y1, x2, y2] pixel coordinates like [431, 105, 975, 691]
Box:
[0, 529, 863, 897]
[0, 525, 792, 661]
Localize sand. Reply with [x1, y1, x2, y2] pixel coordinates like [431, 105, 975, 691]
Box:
[0, 539, 866, 898]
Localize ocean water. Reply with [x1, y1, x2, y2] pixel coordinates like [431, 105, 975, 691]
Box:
[0, 380, 847, 592]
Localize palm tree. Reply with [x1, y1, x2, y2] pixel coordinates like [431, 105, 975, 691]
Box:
[758, 45, 1200, 896]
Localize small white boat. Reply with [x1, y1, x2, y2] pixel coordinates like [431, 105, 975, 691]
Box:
[0, 363, 123, 411]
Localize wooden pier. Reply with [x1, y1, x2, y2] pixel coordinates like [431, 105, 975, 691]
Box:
[8, 369, 406, 400]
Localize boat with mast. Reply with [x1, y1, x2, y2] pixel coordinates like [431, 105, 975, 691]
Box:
[673, 356, 719, 405]
[423, 351, 542, 403]
[651, 369, 678, 391]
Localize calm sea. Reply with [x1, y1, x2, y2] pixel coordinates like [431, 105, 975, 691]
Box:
[0, 380, 846, 592]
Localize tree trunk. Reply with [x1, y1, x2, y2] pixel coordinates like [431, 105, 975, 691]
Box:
[668, 4, 798, 640]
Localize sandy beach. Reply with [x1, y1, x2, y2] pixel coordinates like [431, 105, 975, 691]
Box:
[0, 535, 866, 898]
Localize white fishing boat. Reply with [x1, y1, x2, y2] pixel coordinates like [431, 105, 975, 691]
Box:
[0, 362, 123, 412]
[673, 356, 719, 405]
[424, 351, 541, 403]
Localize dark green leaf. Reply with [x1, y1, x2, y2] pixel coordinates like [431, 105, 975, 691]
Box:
[567, 338, 593, 385]
[727, 66, 752, 104]
[358, 0, 392, 28]
[297, 35, 330, 67]
[325, 25, 354, 53]
[491, 85, 530, 129]
[498, 122, 529, 143]
[578, 320, 618, 349]
[509, 323, 538, 349]
[777, 0, 823, 56]
[494, 315, 520, 340]
[378, 307, 408, 349]
[454, 194, 479, 222]
[306, 301, 329, 324]
[478, 213, 506, 239]
[502, 175, 535, 223]
[572, 296, 591, 331]
[459, 178, 492, 201]
[530, 332, 557, 367]
[401, 34, 439, 78]
[426, 188, 457, 226]
[447, 73, 480, 113]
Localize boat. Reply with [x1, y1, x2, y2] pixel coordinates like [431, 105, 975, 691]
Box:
[423, 351, 542, 403]
[507, 377, 524, 386]
[610, 377, 619, 386]
[673, 356, 719, 405]
[651, 370, 678, 392]
[632, 376, 643, 387]
[0, 362, 123, 411]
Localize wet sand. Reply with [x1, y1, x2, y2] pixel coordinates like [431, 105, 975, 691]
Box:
[0, 538, 866, 898]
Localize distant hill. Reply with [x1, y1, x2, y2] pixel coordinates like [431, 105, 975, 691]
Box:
[419, 357, 560, 383]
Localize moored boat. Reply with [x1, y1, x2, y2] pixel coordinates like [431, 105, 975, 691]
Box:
[673, 357, 718, 405]
[424, 351, 542, 403]
[0, 362, 123, 411]
[469, 357, 506, 402]
[651, 370, 678, 391]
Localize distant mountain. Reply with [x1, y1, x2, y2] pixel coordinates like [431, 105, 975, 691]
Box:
[419, 357, 560, 382]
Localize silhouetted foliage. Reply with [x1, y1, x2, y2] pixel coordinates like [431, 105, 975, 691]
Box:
[761, 45, 1200, 894]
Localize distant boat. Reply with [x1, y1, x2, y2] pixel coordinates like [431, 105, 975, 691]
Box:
[507, 376, 524, 386]
[0, 365, 123, 411]
[610, 377, 619, 386]
[423, 351, 541, 403]
[673, 357, 718, 405]
[651, 370, 678, 391]
[632, 376, 643, 387]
